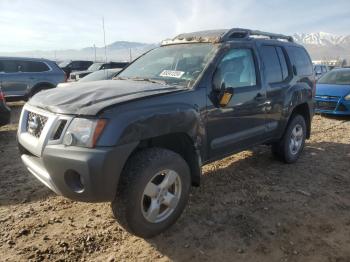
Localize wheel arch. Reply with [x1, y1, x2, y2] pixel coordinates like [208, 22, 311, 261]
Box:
[28, 82, 56, 97]
[286, 102, 312, 139]
[122, 132, 202, 187]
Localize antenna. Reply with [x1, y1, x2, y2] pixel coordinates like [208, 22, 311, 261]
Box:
[102, 17, 107, 63]
[93, 44, 97, 62]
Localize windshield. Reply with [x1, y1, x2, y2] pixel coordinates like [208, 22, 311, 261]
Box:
[88, 63, 103, 71]
[79, 69, 120, 82]
[318, 70, 350, 85]
[118, 43, 217, 87]
[58, 60, 71, 67]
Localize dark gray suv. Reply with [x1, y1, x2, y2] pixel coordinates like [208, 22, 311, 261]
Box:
[0, 57, 66, 99]
[18, 28, 315, 238]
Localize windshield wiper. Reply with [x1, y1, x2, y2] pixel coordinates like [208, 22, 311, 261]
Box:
[129, 77, 168, 85]
[113, 76, 129, 80]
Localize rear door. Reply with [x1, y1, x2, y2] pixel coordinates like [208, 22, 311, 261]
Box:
[206, 43, 267, 160]
[259, 45, 292, 138]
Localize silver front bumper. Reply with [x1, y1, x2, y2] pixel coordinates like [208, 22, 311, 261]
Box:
[21, 154, 61, 194]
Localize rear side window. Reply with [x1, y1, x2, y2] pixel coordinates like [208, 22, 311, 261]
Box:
[261, 45, 288, 84]
[18, 61, 50, 72]
[287, 46, 313, 76]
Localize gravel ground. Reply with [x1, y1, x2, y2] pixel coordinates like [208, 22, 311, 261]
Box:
[0, 103, 350, 262]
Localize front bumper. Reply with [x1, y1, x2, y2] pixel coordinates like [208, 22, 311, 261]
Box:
[315, 96, 350, 115]
[17, 103, 138, 202]
[20, 143, 137, 202]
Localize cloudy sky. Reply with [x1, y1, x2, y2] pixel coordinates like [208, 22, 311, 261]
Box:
[1, 0, 350, 52]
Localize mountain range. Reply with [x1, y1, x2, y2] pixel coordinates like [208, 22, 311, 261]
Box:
[293, 32, 350, 62]
[0, 32, 349, 62]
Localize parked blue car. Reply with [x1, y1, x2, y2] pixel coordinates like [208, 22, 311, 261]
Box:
[315, 68, 350, 115]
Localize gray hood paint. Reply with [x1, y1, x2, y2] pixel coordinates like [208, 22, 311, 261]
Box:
[28, 80, 185, 116]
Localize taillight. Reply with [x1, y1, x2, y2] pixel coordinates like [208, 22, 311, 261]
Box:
[0, 90, 5, 102]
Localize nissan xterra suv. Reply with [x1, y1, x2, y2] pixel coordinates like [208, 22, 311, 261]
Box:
[18, 28, 315, 238]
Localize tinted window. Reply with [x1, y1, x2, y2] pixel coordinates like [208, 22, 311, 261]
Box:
[215, 49, 257, 88]
[287, 46, 313, 76]
[261, 46, 283, 83]
[0, 60, 18, 73]
[18, 61, 50, 72]
[276, 47, 289, 80]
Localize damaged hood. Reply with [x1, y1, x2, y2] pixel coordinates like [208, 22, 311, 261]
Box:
[28, 80, 185, 115]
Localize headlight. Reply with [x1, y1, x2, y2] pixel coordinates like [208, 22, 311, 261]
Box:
[345, 93, 350, 101]
[63, 118, 107, 148]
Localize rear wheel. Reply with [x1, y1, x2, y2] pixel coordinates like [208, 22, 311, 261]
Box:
[272, 114, 306, 163]
[111, 148, 191, 238]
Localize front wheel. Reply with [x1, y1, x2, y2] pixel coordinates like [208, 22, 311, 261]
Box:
[272, 114, 306, 163]
[111, 148, 191, 238]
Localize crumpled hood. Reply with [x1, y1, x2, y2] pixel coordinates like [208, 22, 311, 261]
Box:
[316, 84, 350, 97]
[28, 80, 185, 115]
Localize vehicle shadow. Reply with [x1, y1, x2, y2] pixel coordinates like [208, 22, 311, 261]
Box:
[146, 141, 350, 261]
[0, 105, 53, 206]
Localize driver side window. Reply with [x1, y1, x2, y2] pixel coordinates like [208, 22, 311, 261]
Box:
[215, 49, 257, 89]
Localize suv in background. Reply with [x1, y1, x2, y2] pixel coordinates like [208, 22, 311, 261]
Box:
[314, 64, 329, 80]
[0, 57, 66, 99]
[69, 61, 129, 81]
[18, 28, 314, 238]
[58, 60, 93, 77]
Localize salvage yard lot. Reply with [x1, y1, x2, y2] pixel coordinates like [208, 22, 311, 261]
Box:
[0, 104, 350, 262]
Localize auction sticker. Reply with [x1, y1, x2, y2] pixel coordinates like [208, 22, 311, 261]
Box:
[160, 70, 185, 78]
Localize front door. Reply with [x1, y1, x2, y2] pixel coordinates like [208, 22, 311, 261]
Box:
[206, 45, 267, 160]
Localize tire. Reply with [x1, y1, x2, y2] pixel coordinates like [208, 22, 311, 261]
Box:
[272, 114, 306, 163]
[111, 148, 191, 238]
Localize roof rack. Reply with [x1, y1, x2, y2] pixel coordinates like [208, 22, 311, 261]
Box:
[222, 28, 294, 42]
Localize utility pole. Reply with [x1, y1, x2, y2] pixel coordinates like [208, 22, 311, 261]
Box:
[102, 17, 107, 63]
[93, 44, 97, 62]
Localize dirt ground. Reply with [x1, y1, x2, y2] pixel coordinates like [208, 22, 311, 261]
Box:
[0, 103, 350, 262]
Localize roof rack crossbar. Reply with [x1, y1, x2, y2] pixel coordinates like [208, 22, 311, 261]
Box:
[222, 28, 294, 42]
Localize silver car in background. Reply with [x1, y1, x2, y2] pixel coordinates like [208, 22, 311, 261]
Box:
[0, 57, 66, 100]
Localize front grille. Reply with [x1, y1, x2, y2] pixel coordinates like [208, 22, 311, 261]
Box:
[26, 112, 48, 138]
[52, 120, 67, 140]
[315, 101, 338, 111]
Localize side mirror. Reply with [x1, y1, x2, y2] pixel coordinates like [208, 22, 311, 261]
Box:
[212, 70, 235, 107]
[218, 87, 234, 107]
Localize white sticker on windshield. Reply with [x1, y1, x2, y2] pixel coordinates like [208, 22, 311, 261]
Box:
[160, 70, 185, 78]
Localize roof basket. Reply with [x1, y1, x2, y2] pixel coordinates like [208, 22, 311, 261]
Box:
[222, 28, 294, 42]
